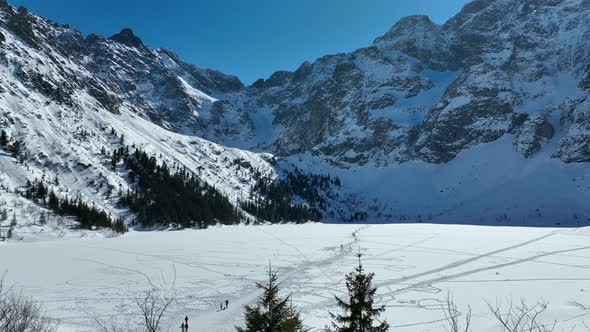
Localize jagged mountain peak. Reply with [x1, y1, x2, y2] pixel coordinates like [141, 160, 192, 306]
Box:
[372, 14, 448, 68]
[442, 0, 583, 32]
[108, 27, 144, 48]
[375, 15, 438, 41]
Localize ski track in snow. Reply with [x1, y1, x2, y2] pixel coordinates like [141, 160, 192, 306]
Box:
[3, 223, 590, 331]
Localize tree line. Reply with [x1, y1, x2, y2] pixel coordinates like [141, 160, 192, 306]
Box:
[4, 124, 342, 234]
[240, 168, 341, 224]
[21, 179, 126, 233]
[0, 130, 26, 164]
[112, 146, 243, 228]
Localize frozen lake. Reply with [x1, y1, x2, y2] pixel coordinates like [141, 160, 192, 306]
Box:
[2, 223, 590, 331]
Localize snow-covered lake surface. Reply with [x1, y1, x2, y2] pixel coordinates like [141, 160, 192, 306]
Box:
[3, 223, 590, 331]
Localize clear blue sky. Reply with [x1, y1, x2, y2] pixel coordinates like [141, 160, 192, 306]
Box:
[10, 0, 470, 84]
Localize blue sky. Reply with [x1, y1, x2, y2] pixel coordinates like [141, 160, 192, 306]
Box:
[11, 0, 470, 84]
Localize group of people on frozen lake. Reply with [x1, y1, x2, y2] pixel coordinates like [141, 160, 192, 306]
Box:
[179, 299, 230, 331]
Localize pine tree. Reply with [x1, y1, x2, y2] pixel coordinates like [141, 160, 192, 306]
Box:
[111, 151, 118, 170]
[38, 211, 47, 225]
[236, 264, 308, 332]
[10, 212, 16, 227]
[10, 139, 21, 158]
[0, 130, 7, 147]
[111, 219, 127, 234]
[329, 252, 389, 332]
[48, 190, 59, 210]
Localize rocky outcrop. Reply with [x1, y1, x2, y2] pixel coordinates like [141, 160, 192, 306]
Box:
[226, 0, 590, 165]
[554, 98, 590, 163]
[108, 28, 144, 49]
[512, 114, 554, 158]
[7, 6, 38, 48]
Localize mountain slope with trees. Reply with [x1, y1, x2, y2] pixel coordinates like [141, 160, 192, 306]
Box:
[0, 0, 589, 233]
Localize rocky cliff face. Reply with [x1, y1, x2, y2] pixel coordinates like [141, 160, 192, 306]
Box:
[8, 0, 587, 168]
[222, 0, 590, 166]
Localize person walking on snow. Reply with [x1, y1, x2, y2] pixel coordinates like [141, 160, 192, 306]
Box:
[225, 299, 229, 309]
[180, 316, 189, 332]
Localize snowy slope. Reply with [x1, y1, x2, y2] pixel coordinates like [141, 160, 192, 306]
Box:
[0, 3, 276, 240]
[287, 135, 590, 225]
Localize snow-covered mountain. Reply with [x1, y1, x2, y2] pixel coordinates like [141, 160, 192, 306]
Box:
[0, 1, 279, 240]
[232, 0, 590, 165]
[0, 0, 589, 236]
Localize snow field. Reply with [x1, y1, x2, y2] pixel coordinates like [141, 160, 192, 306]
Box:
[2, 223, 590, 331]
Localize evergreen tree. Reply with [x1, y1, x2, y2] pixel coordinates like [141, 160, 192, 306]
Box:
[10, 139, 21, 158]
[0, 130, 7, 147]
[7, 226, 12, 239]
[48, 190, 59, 210]
[111, 219, 127, 234]
[236, 264, 308, 332]
[111, 151, 118, 170]
[38, 211, 47, 225]
[329, 253, 389, 332]
[35, 181, 47, 201]
[10, 212, 16, 227]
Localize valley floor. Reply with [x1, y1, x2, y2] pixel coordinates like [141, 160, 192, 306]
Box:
[2, 223, 590, 331]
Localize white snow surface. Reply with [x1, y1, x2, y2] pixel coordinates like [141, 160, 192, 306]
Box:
[286, 135, 590, 225]
[3, 223, 590, 331]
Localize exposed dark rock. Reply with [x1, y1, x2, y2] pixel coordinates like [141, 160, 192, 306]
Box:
[580, 65, 590, 91]
[7, 6, 38, 48]
[87, 81, 120, 114]
[512, 114, 554, 158]
[108, 28, 144, 48]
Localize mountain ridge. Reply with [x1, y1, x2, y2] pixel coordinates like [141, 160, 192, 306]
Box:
[0, 0, 588, 235]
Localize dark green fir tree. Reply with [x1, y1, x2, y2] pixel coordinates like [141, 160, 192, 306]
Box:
[329, 252, 389, 332]
[237, 264, 309, 332]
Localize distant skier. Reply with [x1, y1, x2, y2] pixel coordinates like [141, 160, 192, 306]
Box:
[220, 302, 223, 311]
[225, 299, 229, 309]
